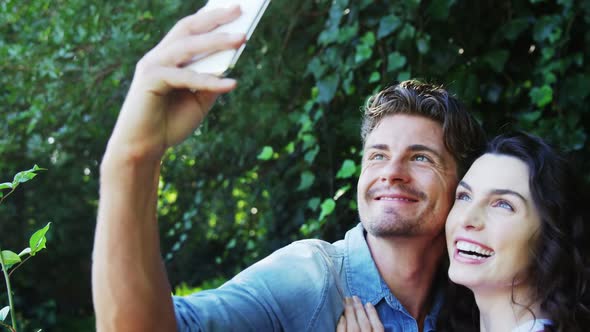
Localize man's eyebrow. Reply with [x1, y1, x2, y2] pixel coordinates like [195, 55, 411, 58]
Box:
[408, 144, 443, 160]
[367, 144, 389, 151]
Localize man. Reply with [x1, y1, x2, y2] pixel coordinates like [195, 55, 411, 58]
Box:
[91, 5, 486, 332]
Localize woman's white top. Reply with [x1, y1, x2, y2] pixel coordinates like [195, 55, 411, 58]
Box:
[511, 318, 552, 332]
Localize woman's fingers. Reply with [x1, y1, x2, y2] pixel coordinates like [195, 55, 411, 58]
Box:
[337, 315, 347, 332]
[365, 302, 384, 332]
[342, 296, 383, 332]
[344, 297, 359, 332]
[352, 296, 372, 331]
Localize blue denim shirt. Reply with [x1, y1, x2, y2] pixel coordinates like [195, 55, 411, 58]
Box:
[174, 223, 442, 331]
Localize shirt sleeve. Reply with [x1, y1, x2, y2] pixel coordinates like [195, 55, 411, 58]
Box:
[173, 241, 345, 332]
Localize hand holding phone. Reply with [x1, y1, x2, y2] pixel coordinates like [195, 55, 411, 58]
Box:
[186, 0, 271, 76]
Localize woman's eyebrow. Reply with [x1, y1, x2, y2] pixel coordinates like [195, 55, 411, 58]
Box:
[460, 180, 528, 203]
[458, 180, 472, 191]
[490, 189, 528, 203]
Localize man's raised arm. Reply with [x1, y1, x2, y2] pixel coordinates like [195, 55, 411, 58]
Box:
[91, 6, 246, 331]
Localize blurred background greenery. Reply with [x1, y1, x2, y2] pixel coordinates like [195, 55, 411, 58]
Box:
[1, 0, 588, 330]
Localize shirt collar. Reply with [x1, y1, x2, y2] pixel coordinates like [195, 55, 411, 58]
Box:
[344, 222, 387, 304]
[343, 222, 445, 322]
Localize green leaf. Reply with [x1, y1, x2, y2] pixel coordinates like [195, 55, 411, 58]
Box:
[0, 182, 13, 190]
[369, 71, 380, 83]
[13, 170, 37, 185]
[29, 222, 52, 256]
[500, 17, 530, 41]
[416, 37, 430, 54]
[427, 0, 457, 21]
[533, 15, 562, 43]
[317, 74, 340, 103]
[529, 85, 553, 108]
[12, 165, 46, 186]
[0, 306, 9, 322]
[481, 50, 509, 73]
[336, 159, 357, 179]
[257, 146, 274, 160]
[1, 250, 21, 269]
[297, 171, 316, 191]
[520, 111, 542, 123]
[307, 197, 321, 211]
[387, 52, 407, 72]
[337, 23, 359, 43]
[304, 146, 320, 164]
[397, 71, 411, 82]
[377, 14, 402, 39]
[319, 198, 336, 220]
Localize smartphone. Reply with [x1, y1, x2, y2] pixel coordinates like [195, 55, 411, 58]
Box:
[186, 0, 271, 76]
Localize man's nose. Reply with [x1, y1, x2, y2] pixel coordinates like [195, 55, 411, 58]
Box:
[380, 158, 410, 184]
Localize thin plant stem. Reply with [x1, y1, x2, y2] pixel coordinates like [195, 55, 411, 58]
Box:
[7, 256, 31, 279]
[0, 188, 16, 206]
[0, 246, 17, 332]
[0, 320, 16, 332]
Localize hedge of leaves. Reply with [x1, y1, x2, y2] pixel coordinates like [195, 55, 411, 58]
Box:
[1, 0, 588, 329]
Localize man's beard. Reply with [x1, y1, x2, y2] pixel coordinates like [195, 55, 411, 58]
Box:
[361, 207, 424, 237]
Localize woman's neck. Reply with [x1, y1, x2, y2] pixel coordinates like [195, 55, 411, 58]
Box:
[473, 284, 546, 332]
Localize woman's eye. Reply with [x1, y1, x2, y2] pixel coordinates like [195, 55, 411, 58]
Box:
[456, 192, 471, 201]
[493, 200, 514, 211]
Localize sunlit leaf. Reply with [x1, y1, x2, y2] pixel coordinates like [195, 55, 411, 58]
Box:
[29, 222, 52, 256]
[1, 250, 21, 269]
[336, 160, 356, 179]
[0, 306, 9, 322]
[319, 198, 336, 221]
[530, 85, 553, 108]
[18, 248, 31, 257]
[257, 146, 274, 161]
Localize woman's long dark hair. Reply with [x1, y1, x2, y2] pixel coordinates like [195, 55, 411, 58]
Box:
[438, 131, 590, 331]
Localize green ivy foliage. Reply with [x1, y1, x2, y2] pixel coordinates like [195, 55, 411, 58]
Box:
[1, 0, 589, 329]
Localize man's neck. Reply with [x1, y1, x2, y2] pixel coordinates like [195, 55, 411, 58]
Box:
[366, 232, 445, 322]
[474, 285, 546, 332]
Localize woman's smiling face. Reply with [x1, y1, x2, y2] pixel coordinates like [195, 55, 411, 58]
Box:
[445, 153, 542, 292]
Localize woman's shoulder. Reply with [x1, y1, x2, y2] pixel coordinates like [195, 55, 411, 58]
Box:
[512, 318, 552, 332]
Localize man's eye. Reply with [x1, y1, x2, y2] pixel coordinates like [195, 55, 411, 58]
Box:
[493, 200, 514, 211]
[413, 154, 432, 163]
[370, 153, 385, 161]
[456, 192, 471, 201]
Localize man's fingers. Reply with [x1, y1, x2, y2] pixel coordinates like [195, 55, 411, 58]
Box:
[365, 302, 384, 332]
[352, 296, 372, 331]
[162, 5, 242, 44]
[155, 32, 246, 67]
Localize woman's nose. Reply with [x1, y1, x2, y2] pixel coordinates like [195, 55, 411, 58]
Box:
[458, 204, 485, 231]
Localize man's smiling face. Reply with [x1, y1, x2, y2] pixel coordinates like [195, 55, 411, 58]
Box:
[357, 114, 458, 239]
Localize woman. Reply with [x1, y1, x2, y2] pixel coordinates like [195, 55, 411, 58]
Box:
[339, 132, 589, 331]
